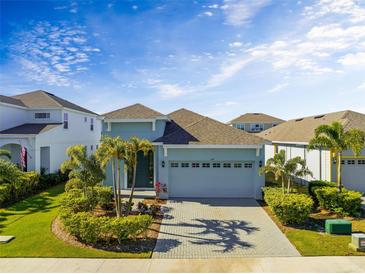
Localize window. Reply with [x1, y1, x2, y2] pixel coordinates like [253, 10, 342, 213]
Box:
[90, 145, 93, 151]
[235, 124, 245, 130]
[347, 160, 355, 165]
[90, 118, 94, 131]
[96, 145, 99, 149]
[223, 163, 231, 168]
[234, 163, 242, 168]
[84, 117, 87, 122]
[341, 160, 345, 165]
[63, 113, 68, 129]
[35, 112, 50, 119]
[202, 163, 210, 168]
[192, 163, 200, 168]
[212, 163, 220, 168]
[244, 163, 253, 168]
[250, 123, 263, 132]
[170, 162, 178, 168]
[358, 160, 365, 165]
[272, 123, 277, 127]
[181, 163, 189, 168]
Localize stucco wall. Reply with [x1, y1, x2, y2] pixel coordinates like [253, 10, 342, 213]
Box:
[0, 104, 28, 131]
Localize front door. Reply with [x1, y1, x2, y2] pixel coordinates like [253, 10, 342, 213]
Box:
[127, 150, 154, 188]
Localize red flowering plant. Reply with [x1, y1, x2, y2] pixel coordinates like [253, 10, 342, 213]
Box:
[155, 181, 167, 198]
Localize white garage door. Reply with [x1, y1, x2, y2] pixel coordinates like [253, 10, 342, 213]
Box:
[342, 159, 365, 194]
[169, 161, 255, 198]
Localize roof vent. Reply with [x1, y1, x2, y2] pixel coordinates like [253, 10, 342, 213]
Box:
[314, 115, 325, 119]
[253, 113, 261, 115]
[295, 118, 303, 122]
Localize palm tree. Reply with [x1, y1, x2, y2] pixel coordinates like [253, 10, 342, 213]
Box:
[308, 121, 365, 191]
[260, 150, 287, 193]
[96, 136, 127, 217]
[125, 136, 153, 216]
[61, 145, 105, 195]
[285, 157, 312, 193]
[0, 149, 11, 160]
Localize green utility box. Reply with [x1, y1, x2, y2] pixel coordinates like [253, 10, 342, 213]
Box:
[325, 219, 352, 235]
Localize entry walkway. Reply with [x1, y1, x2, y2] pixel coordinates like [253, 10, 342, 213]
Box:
[0, 257, 364, 272]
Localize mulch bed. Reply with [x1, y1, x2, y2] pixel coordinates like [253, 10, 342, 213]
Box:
[52, 207, 163, 254]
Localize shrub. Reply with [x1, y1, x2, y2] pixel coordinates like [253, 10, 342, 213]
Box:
[137, 201, 161, 216]
[308, 180, 337, 204]
[315, 187, 362, 216]
[0, 184, 12, 206]
[263, 187, 313, 225]
[60, 189, 97, 213]
[65, 178, 84, 192]
[94, 186, 113, 209]
[39, 170, 68, 189]
[110, 215, 153, 243]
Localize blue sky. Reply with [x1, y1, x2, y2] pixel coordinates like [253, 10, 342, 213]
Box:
[1, 0, 364, 121]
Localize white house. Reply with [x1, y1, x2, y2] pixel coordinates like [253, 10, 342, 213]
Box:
[0, 90, 102, 173]
[258, 110, 365, 193]
[228, 113, 285, 133]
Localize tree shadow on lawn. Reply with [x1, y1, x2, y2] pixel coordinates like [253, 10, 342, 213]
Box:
[0, 186, 62, 233]
[161, 219, 259, 253]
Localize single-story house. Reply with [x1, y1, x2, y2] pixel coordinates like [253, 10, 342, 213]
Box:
[258, 110, 365, 193]
[228, 113, 285, 133]
[0, 90, 102, 173]
[102, 104, 266, 199]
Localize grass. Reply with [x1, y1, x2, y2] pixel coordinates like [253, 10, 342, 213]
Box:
[0, 184, 151, 258]
[261, 183, 365, 256]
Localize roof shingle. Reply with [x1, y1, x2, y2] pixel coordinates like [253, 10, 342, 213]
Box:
[229, 113, 285, 124]
[155, 109, 265, 145]
[257, 110, 365, 143]
[11, 90, 97, 115]
[0, 123, 62, 135]
[103, 103, 165, 119]
[0, 95, 26, 107]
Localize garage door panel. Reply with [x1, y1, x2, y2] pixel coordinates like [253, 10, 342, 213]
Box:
[169, 161, 254, 198]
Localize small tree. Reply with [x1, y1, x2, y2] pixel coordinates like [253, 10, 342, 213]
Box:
[96, 136, 127, 217]
[61, 145, 105, 196]
[0, 149, 11, 160]
[308, 121, 365, 192]
[260, 150, 312, 193]
[259, 150, 287, 193]
[285, 157, 312, 193]
[125, 137, 153, 216]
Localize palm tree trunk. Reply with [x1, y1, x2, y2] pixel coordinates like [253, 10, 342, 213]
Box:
[281, 177, 285, 194]
[117, 159, 122, 217]
[337, 153, 342, 192]
[287, 177, 291, 194]
[112, 159, 120, 218]
[126, 155, 137, 216]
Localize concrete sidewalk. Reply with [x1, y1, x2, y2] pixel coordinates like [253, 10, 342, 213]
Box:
[0, 257, 364, 272]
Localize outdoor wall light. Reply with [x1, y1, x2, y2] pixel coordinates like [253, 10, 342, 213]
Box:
[259, 160, 263, 167]
[161, 161, 165, 168]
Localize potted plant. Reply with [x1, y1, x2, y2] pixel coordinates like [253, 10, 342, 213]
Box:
[155, 181, 168, 199]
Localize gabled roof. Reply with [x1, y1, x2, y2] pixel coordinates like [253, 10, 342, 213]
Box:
[229, 113, 285, 124]
[11, 90, 97, 115]
[257, 110, 365, 143]
[0, 95, 26, 107]
[103, 103, 165, 119]
[155, 109, 265, 145]
[0, 123, 62, 135]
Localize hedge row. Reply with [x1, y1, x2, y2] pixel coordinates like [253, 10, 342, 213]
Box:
[315, 187, 362, 216]
[59, 185, 153, 244]
[263, 187, 314, 225]
[0, 159, 68, 207]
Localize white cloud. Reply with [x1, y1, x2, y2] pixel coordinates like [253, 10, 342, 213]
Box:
[216, 101, 238, 106]
[132, 5, 138, 10]
[338, 52, 365, 66]
[266, 83, 288, 93]
[229, 41, 243, 48]
[208, 4, 219, 9]
[357, 82, 365, 89]
[221, 0, 271, 26]
[204, 11, 214, 17]
[157, 84, 186, 98]
[11, 21, 100, 87]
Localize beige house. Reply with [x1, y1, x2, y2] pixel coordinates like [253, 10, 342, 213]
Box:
[258, 110, 365, 193]
[228, 113, 285, 133]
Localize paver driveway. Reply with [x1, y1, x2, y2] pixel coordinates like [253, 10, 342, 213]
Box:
[153, 199, 300, 258]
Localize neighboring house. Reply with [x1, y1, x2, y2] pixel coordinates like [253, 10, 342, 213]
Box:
[102, 104, 266, 199]
[0, 90, 102, 173]
[228, 113, 285, 133]
[258, 110, 365, 193]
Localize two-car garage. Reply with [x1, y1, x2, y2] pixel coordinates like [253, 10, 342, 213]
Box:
[168, 160, 256, 198]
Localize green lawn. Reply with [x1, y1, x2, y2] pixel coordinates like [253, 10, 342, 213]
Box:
[262, 204, 365, 256]
[0, 184, 150, 258]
